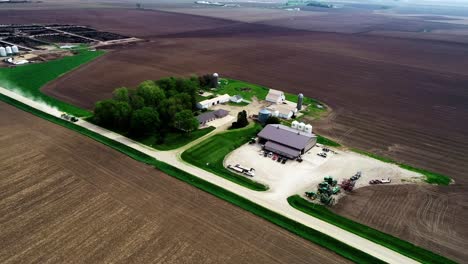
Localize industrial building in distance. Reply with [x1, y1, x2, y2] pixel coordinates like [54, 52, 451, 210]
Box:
[257, 123, 317, 159]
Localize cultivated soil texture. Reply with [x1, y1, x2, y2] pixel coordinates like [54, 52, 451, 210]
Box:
[2, 7, 468, 262]
[0, 101, 349, 264]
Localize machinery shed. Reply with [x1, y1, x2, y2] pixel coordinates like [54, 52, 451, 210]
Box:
[258, 124, 317, 158]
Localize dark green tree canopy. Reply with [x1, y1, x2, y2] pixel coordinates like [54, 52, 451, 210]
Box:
[137, 81, 166, 108]
[265, 116, 281, 125]
[174, 110, 199, 132]
[231, 110, 249, 129]
[130, 107, 160, 137]
[113, 87, 130, 103]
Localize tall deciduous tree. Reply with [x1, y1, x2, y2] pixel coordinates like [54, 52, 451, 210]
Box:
[113, 87, 130, 103]
[130, 107, 160, 137]
[174, 110, 199, 132]
[137, 81, 166, 108]
[231, 110, 249, 129]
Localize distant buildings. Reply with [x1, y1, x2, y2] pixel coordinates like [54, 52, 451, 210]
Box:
[196, 109, 229, 126]
[197, 94, 230, 109]
[257, 124, 317, 159]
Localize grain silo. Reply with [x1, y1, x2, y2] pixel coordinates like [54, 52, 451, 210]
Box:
[297, 93, 304, 110]
[0, 47, 6, 57]
[212, 73, 219, 88]
[297, 122, 305, 131]
[304, 124, 312, 134]
[5, 46, 12, 55]
[291, 120, 299, 129]
[258, 109, 271, 124]
[11, 45, 19, 54]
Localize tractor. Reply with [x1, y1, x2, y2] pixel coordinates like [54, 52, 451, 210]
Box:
[305, 191, 317, 200]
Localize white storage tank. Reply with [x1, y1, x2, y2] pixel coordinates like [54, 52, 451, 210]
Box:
[11, 45, 19, 54]
[297, 122, 305, 131]
[5, 46, 12, 55]
[0, 47, 6, 57]
[291, 120, 299, 129]
[304, 124, 313, 134]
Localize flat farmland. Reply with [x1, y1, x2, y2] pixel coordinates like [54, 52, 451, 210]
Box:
[2, 7, 468, 262]
[332, 184, 468, 263]
[0, 8, 237, 38]
[0, 101, 349, 264]
[36, 16, 468, 262]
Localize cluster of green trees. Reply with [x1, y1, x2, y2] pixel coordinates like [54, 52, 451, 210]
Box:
[92, 77, 201, 139]
[231, 110, 249, 129]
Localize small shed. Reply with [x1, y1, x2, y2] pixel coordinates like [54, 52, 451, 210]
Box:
[230, 95, 243, 103]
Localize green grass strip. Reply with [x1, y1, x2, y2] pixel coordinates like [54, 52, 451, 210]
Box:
[352, 149, 451, 185]
[288, 195, 456, 264]
[0, 50, 105, 117]
[140, 126, 216, 151]
[181, 123, 269, 191]
[317, 135, 341, 147]
[0, 92, 385, 264]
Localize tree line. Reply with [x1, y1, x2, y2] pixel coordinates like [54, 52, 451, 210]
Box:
[92, 77, 206, 141]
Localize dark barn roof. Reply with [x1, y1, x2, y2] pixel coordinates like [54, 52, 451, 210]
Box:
[196, 109, 229, 124]
[264, 141, 301, 158]
[258, 124, 315, 150]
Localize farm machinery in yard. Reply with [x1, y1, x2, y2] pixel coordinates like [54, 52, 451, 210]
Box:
[340, 171, 361, 192]
[369, 178, 391, 184]
[305, 176, 340, 206]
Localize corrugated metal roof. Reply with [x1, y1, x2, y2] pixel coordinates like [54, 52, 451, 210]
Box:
[264, 141, 301, 158]
[196, 109, 229, 123]
[266, 89, 284, 102]
[258, 124, 315, 150]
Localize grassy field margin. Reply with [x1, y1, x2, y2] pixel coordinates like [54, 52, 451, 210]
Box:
[0, 50, 104, 117]
[0, 93, 386, 264]
[288, 195, 456, 264]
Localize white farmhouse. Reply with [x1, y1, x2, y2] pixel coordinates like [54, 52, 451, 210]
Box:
[265, 89, 285, 104]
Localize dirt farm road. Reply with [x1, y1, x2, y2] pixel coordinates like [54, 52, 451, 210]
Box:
[0, 87, 419, 264]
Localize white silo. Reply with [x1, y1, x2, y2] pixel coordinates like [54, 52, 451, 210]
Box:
[5, 46, 12, 55]
[0, 47, 6, 57]
[297, 122, 305, 131]
[304, 124, 313, 134]
[291, 120, 299, 129]
[212, 72, 219, 88]
[297, 93, 304, 110]
[11, 45, 19, 54]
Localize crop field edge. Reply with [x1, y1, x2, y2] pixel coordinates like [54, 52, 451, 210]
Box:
[351, 148, 451, 185]
[288, 195, 457, 264]
[0, 49, 105, 117]
[0, 93, 384, 264]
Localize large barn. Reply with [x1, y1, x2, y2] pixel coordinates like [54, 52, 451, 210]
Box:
[257, 124, 317, 159]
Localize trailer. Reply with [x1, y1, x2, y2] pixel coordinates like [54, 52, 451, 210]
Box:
[228, 165, 244, 173]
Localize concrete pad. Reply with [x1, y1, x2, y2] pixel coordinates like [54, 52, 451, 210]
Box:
[225, 142, 424, 203]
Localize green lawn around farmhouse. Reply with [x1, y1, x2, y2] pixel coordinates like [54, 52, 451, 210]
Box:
[288, 195, 456, 264]
[0, 50, 104, 117]
[140, 126, 215, 151]
[215, 78, 327, 119]
[181, 123, 268, 191]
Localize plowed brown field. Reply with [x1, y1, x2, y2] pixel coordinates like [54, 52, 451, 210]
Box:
[0, 101, 349, 264]
[1, 8, 467, 262]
